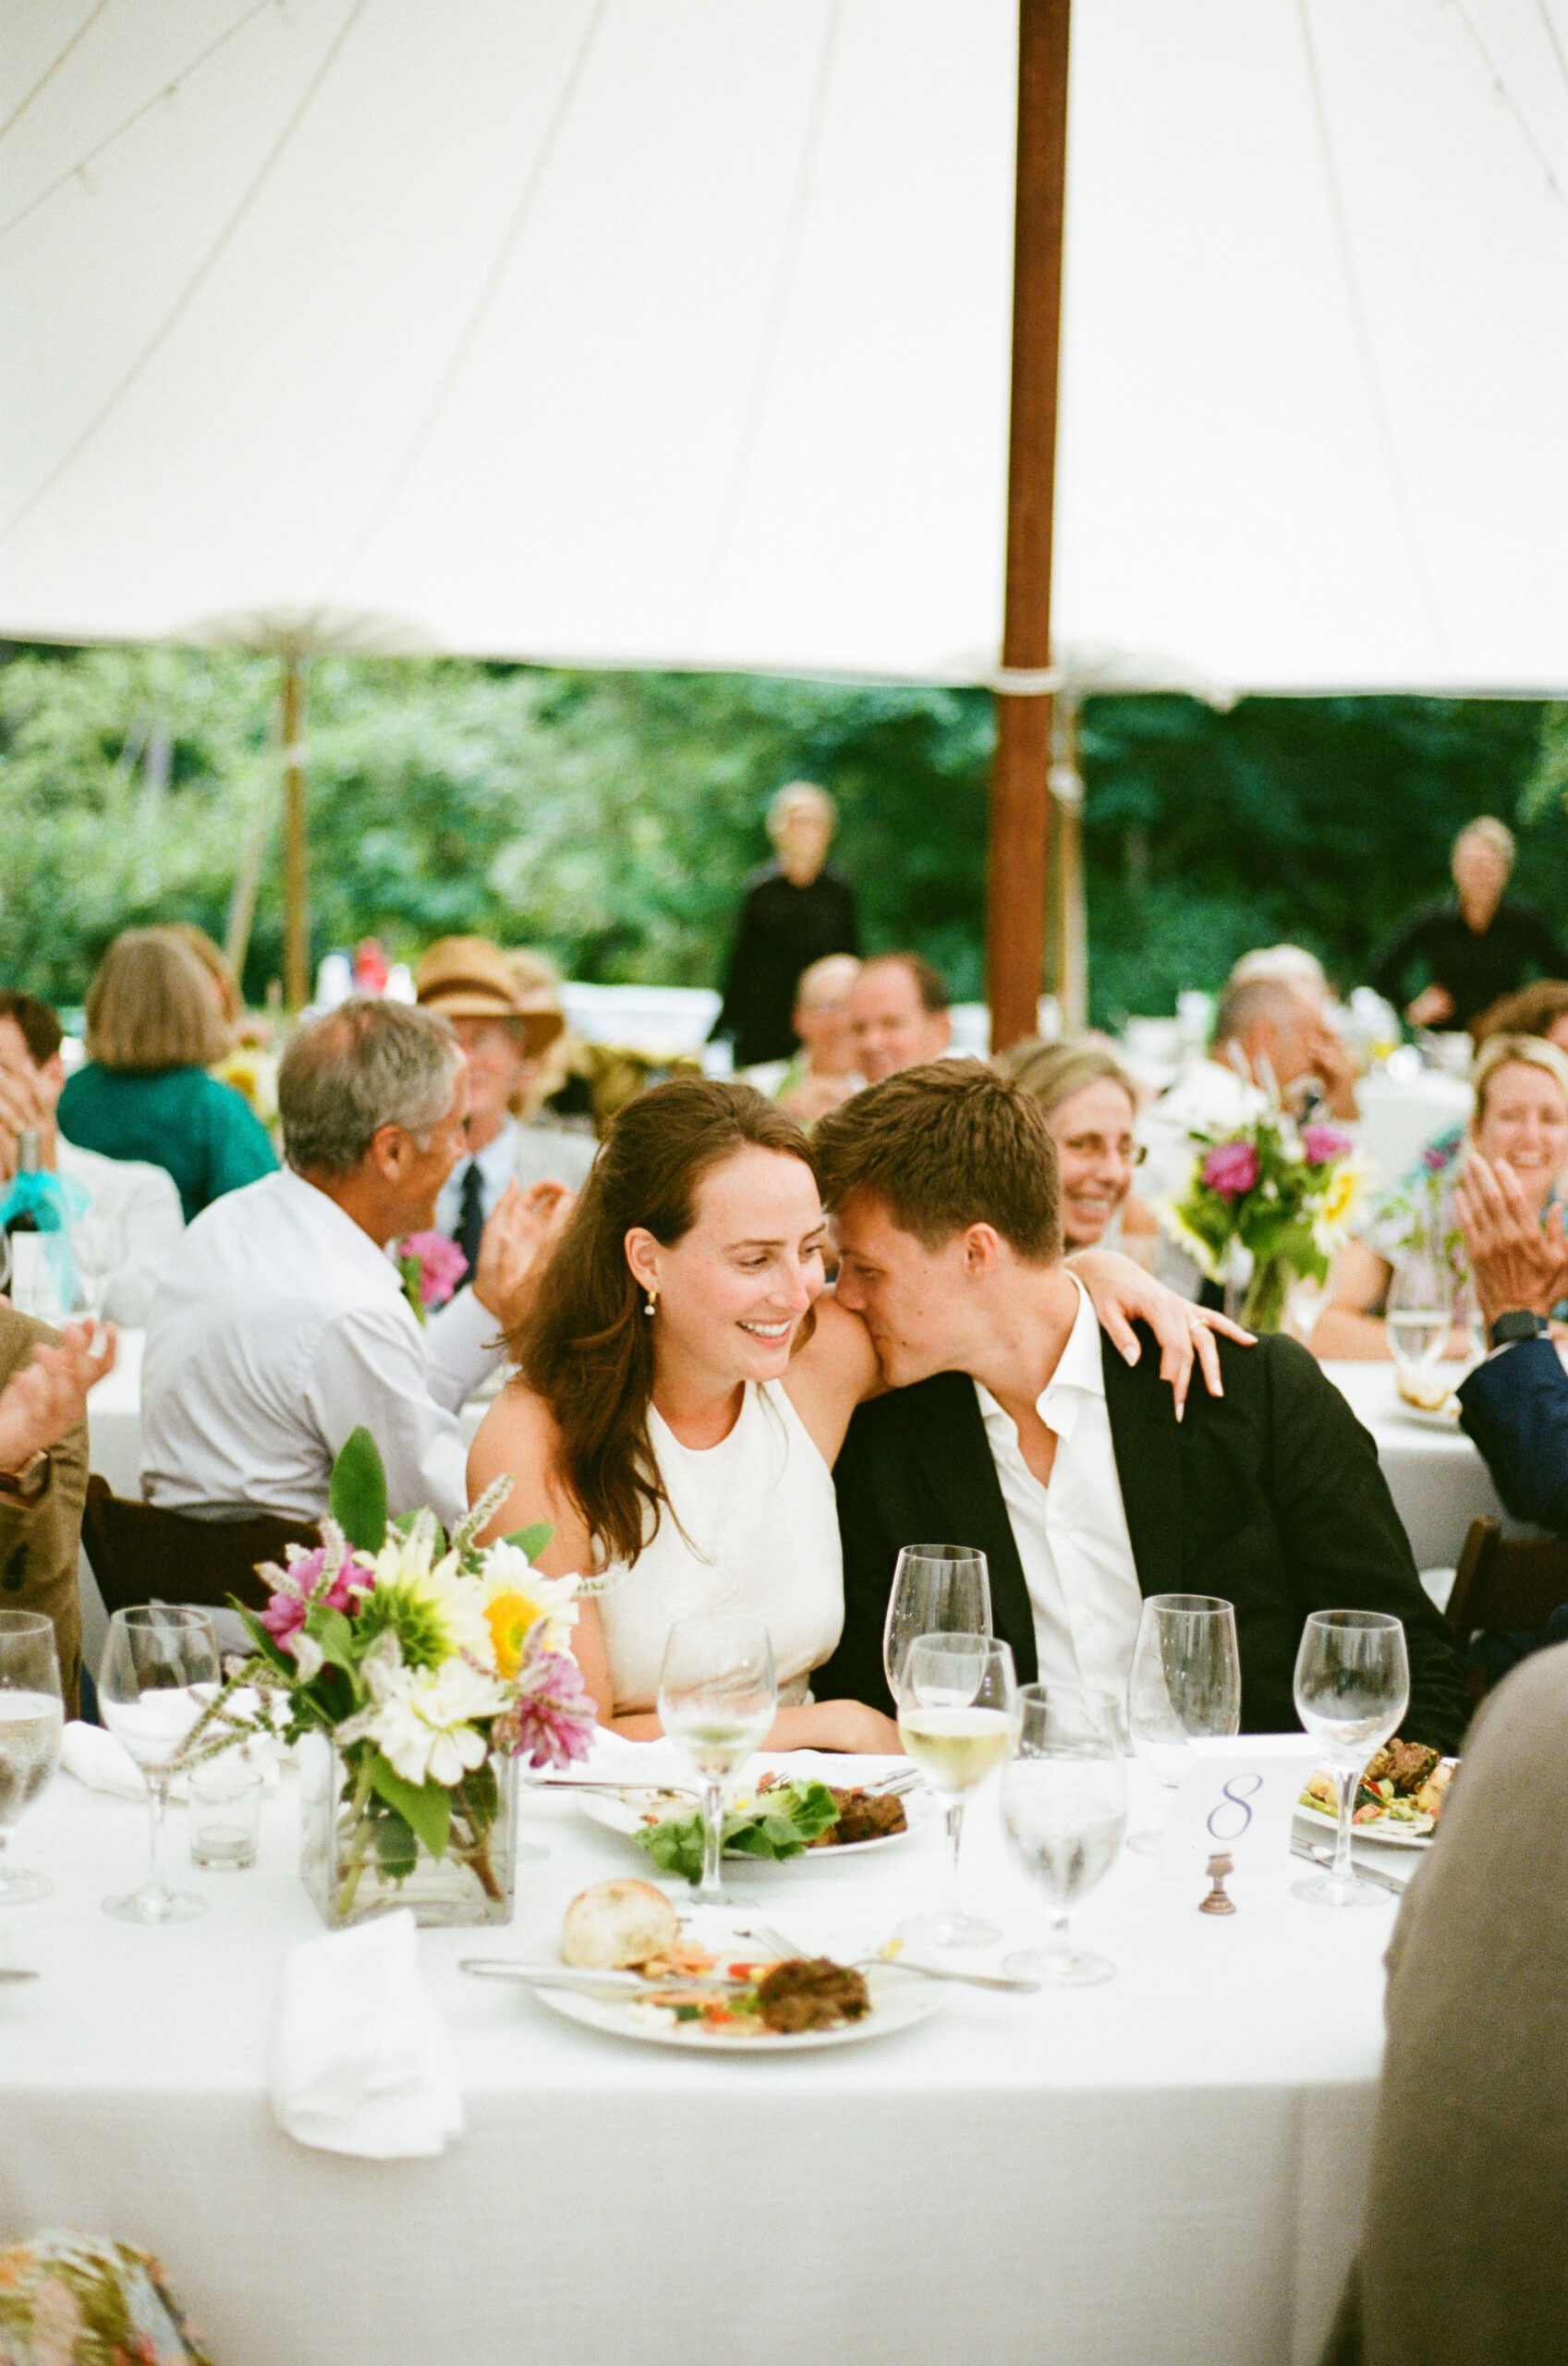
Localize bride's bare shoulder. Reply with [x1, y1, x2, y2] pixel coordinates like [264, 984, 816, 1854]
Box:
[468, 1381, 583, 1563]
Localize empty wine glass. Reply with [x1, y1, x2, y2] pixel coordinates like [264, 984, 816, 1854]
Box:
[98, 1605, 220, 1923]
[1125, 1593, 1241, 1854]
[1386, 1249, 1453, 1381]
[658, 1608, 776, 1904]
[881, 1544, 991, 1700]
[0, 1612, 64, 1905]
[1002, 1684, 1127, 1986]
[1293, 1609, 1409, 1909]
[69, 1209, 123, 1319]
[895, 1632, 1017, 1949]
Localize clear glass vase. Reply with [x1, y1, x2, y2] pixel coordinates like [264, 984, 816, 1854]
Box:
[299, 1732, 517, 1929]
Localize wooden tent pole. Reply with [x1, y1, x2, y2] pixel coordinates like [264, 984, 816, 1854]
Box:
[987, 0, 1072, 1052]
[282, 653, 310, 1009]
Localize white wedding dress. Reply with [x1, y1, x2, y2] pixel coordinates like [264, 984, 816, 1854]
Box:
[595, 1380, 845, 1715]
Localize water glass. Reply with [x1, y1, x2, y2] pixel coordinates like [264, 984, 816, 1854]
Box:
[1386, 1250, 1453, 1378]
[188, 1754, 263, 1870]
[1292, 1609, 1409, 1908]
[895, 1632, 1017, 1949]
[0, 1611, 64, 1905]
[98, 1605, 220, 1923]
[658, 1609, 776, 1903]
[69, 1210, 123, 1319]
[881, 1544, 991, 1700]
[1125, 1593, 1241, 1854]
[1002, 1684, 1127, 1985]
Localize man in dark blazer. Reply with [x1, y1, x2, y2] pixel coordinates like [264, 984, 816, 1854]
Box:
[810, 1064, 1469, 1754]
[1453, 1147, 1568, 1531]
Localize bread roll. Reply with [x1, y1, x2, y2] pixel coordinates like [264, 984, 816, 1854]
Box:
[560, 1878, 680, 1968]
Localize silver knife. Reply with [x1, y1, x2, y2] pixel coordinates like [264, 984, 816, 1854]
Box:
[459, 1957, 749, 1995]
[1290, 1840, 1408, 1897]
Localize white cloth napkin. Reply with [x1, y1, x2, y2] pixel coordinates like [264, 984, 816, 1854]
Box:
[269, 1910, 464, 2159]
[60, 1716, 281, 1800]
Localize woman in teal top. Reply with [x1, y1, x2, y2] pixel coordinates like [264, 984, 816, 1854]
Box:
[58, 930, 276, 1223]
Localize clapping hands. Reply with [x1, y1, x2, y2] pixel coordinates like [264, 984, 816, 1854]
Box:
[471, 1179, 576, 1329]
[0, 1319, 116, 1479]
[1453, 1153, 1568, 1330]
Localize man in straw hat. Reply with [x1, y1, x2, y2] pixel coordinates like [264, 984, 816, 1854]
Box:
[415, 936, 596, 1282]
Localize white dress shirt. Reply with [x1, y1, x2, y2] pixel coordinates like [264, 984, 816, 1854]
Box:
[973, 1276, 1145, 1700]
[56, 1137, 184, 1328]
[435, 1116, 596, 1236]
[141, 1169, 502, 1527]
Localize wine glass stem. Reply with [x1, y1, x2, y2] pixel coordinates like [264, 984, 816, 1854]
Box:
[698, 1777, 724, 1903]
[1047, 1911, 1073, 1968]
[145, 1775, 170, 1900]
[942, 1798, 966, 1919]
[1331, 1762, 1360, 1892]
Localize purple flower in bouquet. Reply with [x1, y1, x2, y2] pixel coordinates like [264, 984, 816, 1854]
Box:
[1422, 1142, 1450, 1174]
[1301, 1122, 1353, 1166]
[399, 1230, 468, 1312]
[1201, 1140, 1259, 1201]
[260, 1543, 371, 1649]
[497, 1649, 598, 1769]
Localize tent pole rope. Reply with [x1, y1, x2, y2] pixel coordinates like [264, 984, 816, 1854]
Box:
[988, 0, 1070, 1055]
[0, 0, 114, 146]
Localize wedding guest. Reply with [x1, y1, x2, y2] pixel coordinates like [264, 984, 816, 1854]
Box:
[1314, 1034, 1568, 1360]
[996, 1040, 1158, 1262]
[504, 945, 598, 1138]
[808, 1062, 1468, 1750]
[415, 936, 596, 1282]
[468, 1075, 1234, 1748]
[1467, 973, 1568, 1051]
[164, 921, 245, 1042]
[712, 784, 860, 1068]
[847, 951, 952, 1083]
[0, 1310, 115, 1714]
[0, 993, 183, 1326]
[766, 953, 865, 1123]
[1326, 1644, 1568, 2364]
[141, 1000, 565, 1530]
[57, 931, 275, 1221]
[1446, 1146, 1568, 1534]
[1371, 815, 1567, 1032]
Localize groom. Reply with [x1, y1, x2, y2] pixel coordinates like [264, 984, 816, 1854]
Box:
[811, 1062, 1469, 1753]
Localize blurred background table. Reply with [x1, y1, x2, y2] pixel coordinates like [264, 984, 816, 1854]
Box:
[4, 1759, 1389, 2366]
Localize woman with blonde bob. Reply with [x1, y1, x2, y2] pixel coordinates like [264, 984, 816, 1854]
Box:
[1314, 1033, 1568, 1360]
[996, 1039, 1158, 1262]
[468, 1070, 1243, 1746]
[57, 930, 275, 1221]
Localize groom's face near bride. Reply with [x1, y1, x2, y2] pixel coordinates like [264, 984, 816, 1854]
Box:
[833, 1190, 991, 1387]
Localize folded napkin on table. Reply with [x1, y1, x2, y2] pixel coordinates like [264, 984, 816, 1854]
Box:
[60, 1716, 280, 1800]
[269, 1909, 463, 2160]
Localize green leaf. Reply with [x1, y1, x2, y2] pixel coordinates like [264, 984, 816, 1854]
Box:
[330, 1427, 388, 1554]
[303, 1605, 359, 1679]
[373, 1808, 419, 1884]
[502, 1521, 553, 1561]
[367, 1750, 451, 1860]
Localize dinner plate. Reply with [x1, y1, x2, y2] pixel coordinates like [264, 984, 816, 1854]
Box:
[529, 1961, 944, 2052]
[572, 1785, 913, 1860]
[1296, 1753, 1457, 1849]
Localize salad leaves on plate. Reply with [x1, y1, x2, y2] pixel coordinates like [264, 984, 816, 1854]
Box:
[634, 1779, 841, 1884]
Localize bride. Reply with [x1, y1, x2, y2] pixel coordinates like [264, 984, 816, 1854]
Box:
[470, 1075, 1231, 1750]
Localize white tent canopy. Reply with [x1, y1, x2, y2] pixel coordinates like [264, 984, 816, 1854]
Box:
[3, 0, 1566, 692]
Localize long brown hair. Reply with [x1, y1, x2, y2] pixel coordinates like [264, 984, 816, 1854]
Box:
[515, 1077, 819, 1569]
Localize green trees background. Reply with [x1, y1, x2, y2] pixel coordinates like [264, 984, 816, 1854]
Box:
[2, 639, 1565, 1023]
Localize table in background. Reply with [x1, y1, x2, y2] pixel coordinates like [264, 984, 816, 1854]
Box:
[1319, 1360, 1511, 1577]
[3, 1759, 1387, 2366]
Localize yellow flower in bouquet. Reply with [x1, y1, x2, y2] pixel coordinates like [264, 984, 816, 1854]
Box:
[477, 1541, 579, 1675]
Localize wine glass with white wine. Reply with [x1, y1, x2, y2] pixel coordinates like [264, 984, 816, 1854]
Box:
[658, 1608, 777, 1905]
[98, 1604, 220, 1923]
[894, 1632, 1017, 1949]
[0, 1612, 65, 1905]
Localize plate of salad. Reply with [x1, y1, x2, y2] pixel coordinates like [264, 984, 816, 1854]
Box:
[574, 1773, 911, 1881]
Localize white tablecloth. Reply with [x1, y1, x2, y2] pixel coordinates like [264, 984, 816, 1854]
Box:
[2, 1757, 1390, 2366]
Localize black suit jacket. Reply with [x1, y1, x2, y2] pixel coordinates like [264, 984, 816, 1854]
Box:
[817, 1327, 1470, 1756]
[1458, 1336, 1568, 1534]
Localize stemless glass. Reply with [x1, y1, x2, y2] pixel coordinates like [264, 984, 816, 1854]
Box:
[1293, 1609, 1409, 1909]
[1002, 1684, 1127, 1986]
[895, 1632, 1018, 1949]
[881, 1544, 991, 1699]
[0, 1611, 65, 1905]
[98, 1605, 220, 1923]
[1125, 1593, 1242, 1854]
[1386, 1250, 1453, 1380]
[658, 1609, 777, 1904]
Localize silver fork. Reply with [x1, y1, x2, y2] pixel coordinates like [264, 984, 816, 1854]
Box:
[735, 1919, 1039, 1994]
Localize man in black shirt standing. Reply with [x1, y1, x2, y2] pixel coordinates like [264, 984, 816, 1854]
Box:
[1371, 816, 1568, 1032]
[713, 783, 860, 1068]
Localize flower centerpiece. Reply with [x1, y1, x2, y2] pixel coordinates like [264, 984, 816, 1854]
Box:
[180, 1426, 597, 1927]
[395, 1230, 468, 1324]
[1161, 1110, 1367, 1332]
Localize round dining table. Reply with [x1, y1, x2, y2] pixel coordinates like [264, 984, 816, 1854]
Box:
[4, 1750, 1392, 2366]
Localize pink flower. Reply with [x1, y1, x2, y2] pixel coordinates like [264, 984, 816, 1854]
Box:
[259, 1543, 371, 1649]
[399, 1231, 468, 1311]
[1201, 1140, 1259, 1200]
[1302, 1123, 1352, 1166]
[497, 1650, 598, 1769]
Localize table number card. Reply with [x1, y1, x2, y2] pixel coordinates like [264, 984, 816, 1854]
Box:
[1162, 1735, 1319, 1901]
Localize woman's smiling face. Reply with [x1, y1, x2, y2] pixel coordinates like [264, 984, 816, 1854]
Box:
[626, 1145, 827, 1387]
[1474, 1060, 1568, 1214]
[1046, 1077, 1140, 1248]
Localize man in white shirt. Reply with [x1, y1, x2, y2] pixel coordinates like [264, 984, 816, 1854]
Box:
[810, 1061, 1468, 1750]
[415, 936, 596, 1279]
[0, 993, 184, 1326]
[141, 997, 566, 1530]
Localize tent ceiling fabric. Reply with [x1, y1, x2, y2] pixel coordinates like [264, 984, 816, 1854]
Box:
[2, 0, 1565, 692]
